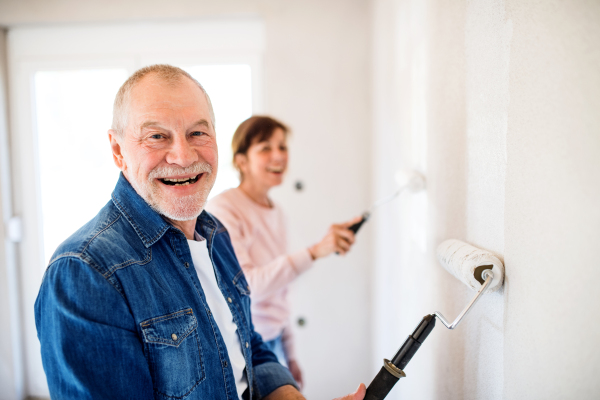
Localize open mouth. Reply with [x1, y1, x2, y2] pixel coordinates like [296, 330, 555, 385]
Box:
[267, 167, 284, 173]
[159, 174, 201, 186]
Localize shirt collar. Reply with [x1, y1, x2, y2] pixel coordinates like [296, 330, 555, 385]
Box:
[111, 173, 219, 249]
[111, 173, 171, 248]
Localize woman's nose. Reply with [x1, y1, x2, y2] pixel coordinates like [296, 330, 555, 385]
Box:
[272, 148, 287, 161]
[166, 136, 198, 167]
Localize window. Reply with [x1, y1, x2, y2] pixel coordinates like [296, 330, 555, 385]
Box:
[34, 65, 253, 263]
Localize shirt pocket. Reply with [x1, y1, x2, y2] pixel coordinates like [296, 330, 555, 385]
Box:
[141, 308, 205, 399]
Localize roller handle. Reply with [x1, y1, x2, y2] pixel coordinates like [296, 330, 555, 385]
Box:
[364, 366, 400, 400]
[336, 215, 368, 255]
[365, 315, 436, 399]
[349, 214, 369, 234]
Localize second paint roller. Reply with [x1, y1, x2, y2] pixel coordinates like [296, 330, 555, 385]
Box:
[364, 240, 505, 400]
[348, 169, 426, 233]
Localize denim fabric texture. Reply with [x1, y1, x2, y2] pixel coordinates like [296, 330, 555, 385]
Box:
[263, 335, 288, 368]
[35, 173, 297, 400]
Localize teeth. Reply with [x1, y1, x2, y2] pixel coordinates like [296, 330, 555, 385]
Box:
[161, 174, 200, 186]
[163, 176, 196, 182]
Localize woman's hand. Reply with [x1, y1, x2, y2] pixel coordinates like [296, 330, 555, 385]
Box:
[308, 216, 362, 259]
[288, 360, 304, 390]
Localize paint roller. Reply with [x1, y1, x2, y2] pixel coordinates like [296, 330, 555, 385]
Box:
[364, 239, 505, 400]
[348, 169, 426, 234]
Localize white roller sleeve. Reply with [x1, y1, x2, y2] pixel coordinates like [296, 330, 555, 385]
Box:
[436, 239, 505, 293]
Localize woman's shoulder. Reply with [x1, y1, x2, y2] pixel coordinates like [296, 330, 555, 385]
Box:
[208, 187, 240, 207]
[208, 188, 241, 212]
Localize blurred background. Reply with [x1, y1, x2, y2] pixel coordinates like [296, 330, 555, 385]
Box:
[0, 1, 599, 399]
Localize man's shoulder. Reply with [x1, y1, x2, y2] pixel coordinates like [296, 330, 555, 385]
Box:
[50, 200, 148, 277]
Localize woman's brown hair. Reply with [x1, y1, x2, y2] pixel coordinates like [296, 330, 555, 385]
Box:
[231, 116, 289, 171]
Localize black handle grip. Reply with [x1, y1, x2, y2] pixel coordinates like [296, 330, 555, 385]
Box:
[336, 216, 368, 255]
[364, 366, 400, 400]
[364, 315, 437, 399]
[349, 216, 367, 234]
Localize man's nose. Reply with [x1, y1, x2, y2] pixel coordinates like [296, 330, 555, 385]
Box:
[166, 135, 199, 167]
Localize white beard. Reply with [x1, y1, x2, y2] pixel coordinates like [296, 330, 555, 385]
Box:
[131, 162, 215, 221]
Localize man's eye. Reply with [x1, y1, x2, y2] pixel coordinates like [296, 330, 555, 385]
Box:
[150, 134, 163, 139]
[191, 131, 206, 137]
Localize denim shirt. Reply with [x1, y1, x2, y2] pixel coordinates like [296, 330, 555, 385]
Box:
[35, 174, 296, 399]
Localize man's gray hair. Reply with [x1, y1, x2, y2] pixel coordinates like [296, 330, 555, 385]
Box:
[111, 64, 215, 136]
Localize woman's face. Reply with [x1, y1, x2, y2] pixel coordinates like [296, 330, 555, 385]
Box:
[239, 128, 288, 190]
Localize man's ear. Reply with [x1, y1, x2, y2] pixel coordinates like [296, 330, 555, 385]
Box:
[108, 129, 125, 170]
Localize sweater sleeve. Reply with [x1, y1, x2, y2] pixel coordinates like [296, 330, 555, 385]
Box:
[281, 322, 297, 362]
[207, 195, 313, 303]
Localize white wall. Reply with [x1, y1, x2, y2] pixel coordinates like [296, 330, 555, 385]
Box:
[504, 0, 600, 397]
[373, 0, 600, 399]
[0, 1, 373, 399]
[0, 28, 21, 400]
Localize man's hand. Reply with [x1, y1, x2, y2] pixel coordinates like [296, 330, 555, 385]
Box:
[333, 383, 367, 400]
[264, 383, 366, 400]
[264, 385, 305, 400]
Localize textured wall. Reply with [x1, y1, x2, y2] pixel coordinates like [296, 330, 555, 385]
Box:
[504, 0, 600, 398]
[373, 0, 600, 399]
[372, 0, 507, 398]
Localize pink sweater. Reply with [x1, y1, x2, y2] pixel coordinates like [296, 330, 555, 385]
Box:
[206, 188, 313, 361]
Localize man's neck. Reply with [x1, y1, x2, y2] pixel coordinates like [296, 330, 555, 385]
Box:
[166, 218, 197, 240]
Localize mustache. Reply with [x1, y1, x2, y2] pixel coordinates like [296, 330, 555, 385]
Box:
[148, 162, 213, 180]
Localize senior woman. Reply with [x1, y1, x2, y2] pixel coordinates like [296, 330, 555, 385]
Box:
[206, 116, 359, 389]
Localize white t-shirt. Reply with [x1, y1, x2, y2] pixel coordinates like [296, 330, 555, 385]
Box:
[188, 233, 248, 398]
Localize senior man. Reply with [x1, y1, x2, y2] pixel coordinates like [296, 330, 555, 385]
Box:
[35, 65, 366, 400]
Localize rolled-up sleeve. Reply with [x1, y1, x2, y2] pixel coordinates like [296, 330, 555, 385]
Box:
[252, 362, 298, 399]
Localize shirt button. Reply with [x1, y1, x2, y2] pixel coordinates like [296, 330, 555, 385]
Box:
[245, 342, 249, 348]
[184, 262, 189, 268]
[223, 361, 228, 367]
[207, 310, 212, 316]
[227, 297, 232, 303]
[171, 334, 178, 341]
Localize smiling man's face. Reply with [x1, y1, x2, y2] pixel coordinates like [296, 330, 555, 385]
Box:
[109, 73, 218, 222]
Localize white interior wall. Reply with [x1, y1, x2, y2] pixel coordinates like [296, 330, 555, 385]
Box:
[0, 1, 372, 399]
[373, 0, 600, 399]
[0, 28, 21, 400]
[504, 1, 600, 397]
